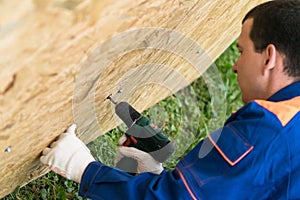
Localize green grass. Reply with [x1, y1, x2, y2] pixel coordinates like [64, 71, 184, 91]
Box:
[3, 41, 242, 200]
[3, 172, 86, 200]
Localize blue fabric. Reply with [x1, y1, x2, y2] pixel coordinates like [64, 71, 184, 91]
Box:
[79, 81, 300, 200]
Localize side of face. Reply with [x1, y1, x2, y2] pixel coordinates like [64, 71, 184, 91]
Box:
[232, 19, 270, 103]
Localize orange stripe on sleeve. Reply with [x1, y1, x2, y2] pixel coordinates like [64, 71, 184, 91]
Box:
[176, 168, 198, 200]
[208, 135, 254, 166]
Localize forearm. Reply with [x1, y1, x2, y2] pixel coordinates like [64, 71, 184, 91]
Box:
[79, 161, 190, 200]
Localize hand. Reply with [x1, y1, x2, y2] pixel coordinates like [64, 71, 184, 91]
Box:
[40, 124, 95, 183]
[116, 136, 163, 175]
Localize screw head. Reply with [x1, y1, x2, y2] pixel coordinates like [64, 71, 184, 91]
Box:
[117, 89, 123, 93]
[5, 146, 12, 153]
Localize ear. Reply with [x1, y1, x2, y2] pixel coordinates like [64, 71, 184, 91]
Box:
[263, 44, 277, 74]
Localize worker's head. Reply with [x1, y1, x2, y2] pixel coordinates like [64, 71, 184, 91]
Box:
[232, 0, 300, 103]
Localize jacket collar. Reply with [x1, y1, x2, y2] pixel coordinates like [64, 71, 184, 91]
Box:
[267, 81, 300, 102]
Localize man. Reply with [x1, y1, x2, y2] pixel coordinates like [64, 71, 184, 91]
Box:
[41, 0, 300, 199]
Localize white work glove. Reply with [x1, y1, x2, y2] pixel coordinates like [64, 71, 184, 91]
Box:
[40, 124, 95, 183]
[116, 135, 164, 175]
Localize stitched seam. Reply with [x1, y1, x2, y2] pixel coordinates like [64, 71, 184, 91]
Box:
[83, 163, 104, 199]
[176, 167, 198, 200]
[283, 131, 292, 199]
[227, 125, 252, 148]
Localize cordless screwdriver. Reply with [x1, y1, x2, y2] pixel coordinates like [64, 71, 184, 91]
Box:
[107, 95, 175, 174]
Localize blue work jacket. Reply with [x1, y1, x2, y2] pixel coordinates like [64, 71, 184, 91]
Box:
[79, 81, 300, 200]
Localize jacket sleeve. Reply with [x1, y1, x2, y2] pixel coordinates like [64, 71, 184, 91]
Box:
[78, 124, 254, 200]
[79, 100, 293, 200]
[78, 112, 256, 200]
[79, 161, 192, 200]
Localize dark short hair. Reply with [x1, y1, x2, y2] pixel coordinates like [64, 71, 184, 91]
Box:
[243, 0, 300, 78]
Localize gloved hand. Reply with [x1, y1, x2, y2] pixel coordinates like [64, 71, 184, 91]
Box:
[40, 124, 95, 183]
[116, 136, 164, 175]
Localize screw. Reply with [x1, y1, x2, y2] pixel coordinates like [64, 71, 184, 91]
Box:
[5, 146, 12, 153]
[117, 89, 123, 94]
[107, 94, 118, 104]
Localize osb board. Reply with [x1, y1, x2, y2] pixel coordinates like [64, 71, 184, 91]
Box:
[0, 0, 268, 197]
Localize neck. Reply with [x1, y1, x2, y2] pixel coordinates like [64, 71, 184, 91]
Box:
[266, 72, 296, 99]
